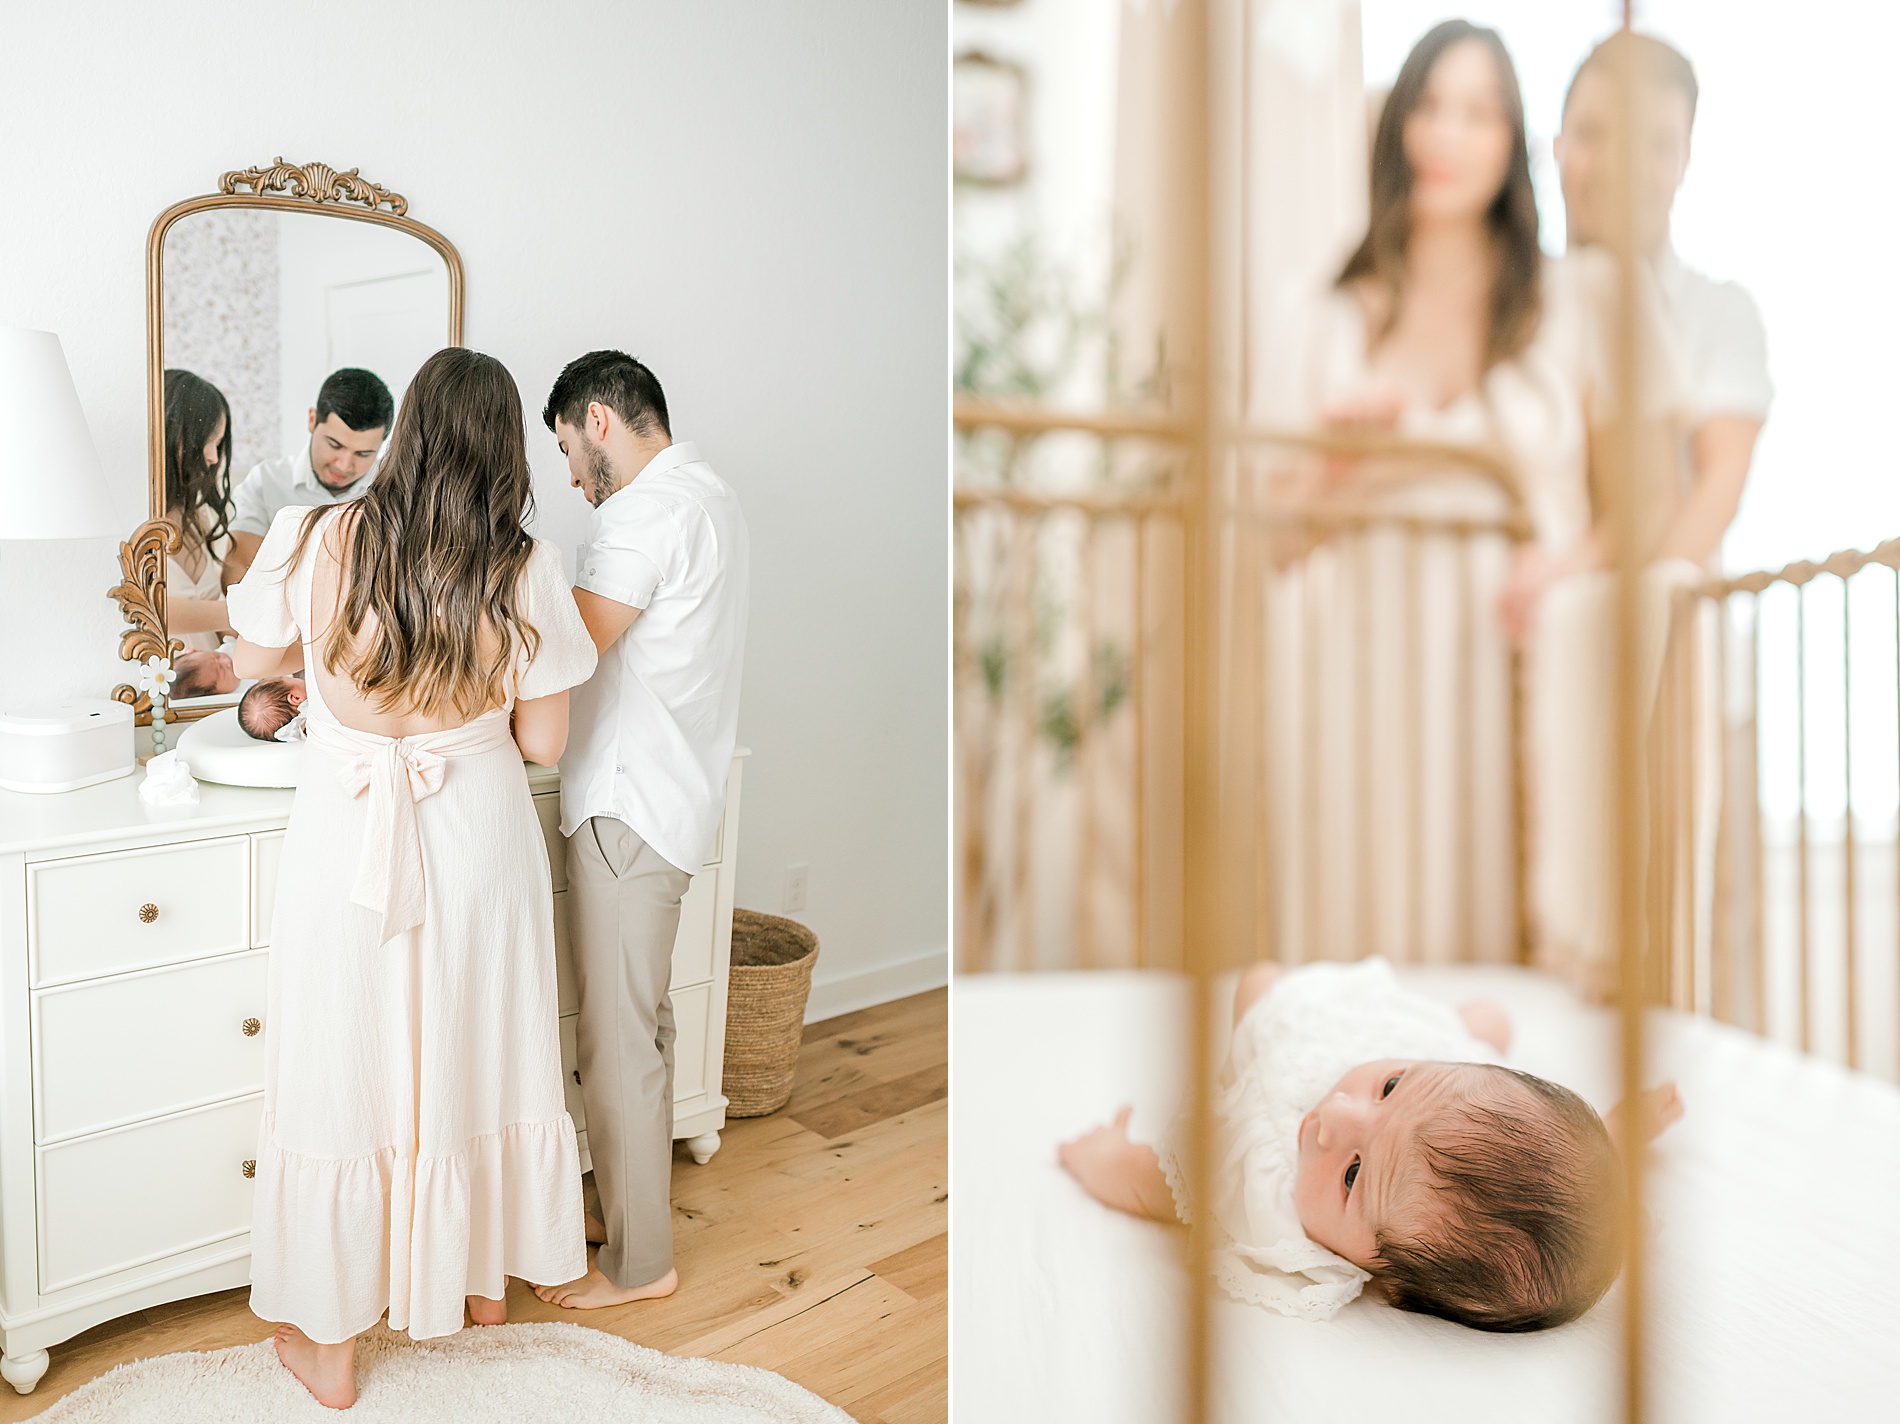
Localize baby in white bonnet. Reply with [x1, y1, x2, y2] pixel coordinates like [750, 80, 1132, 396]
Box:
[1060, 958, 1680, 1332]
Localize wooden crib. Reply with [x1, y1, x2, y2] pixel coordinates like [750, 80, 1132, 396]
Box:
[952, 10, 1900, 1420]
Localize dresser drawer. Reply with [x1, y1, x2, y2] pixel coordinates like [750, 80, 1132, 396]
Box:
[33, 951, 269, 1143]
[535, 794, 565, 892]
[559, 991, 710, 1119]
[251, 832, 284, 947]
[554, 892, 576, 1016]
[30, 838, 250, 986]
[550, 873, 715, 1018]
[559, 1013, 586, 1130]
[38, 1094, 262, 1294]
[672, 980, 711, 1104]
[672, 874, 717, 987]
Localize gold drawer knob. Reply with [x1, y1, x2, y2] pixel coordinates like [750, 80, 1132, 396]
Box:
[138, 903, 159, 924]
[242, 1018, 262, 1037]
[242, 1160, 256, 1178]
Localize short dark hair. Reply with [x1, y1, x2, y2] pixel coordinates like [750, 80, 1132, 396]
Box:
[542, 350, 670, 441]
[238, 678, 299, 741]
[1563, 31, 1698, 126]
[315, 367, 395, 436]
[1373, 1066, 1621, 1332]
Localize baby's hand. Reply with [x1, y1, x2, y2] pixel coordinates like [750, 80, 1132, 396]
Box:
[1058, 1107, 1178, 1222]
[1058, 1106, 1138, 1186]
[1607, 1081, 1683, 1146]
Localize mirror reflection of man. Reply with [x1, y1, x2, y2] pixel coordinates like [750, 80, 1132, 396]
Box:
[221, 367, 394, 585]
[1558, 31, 1772, 568]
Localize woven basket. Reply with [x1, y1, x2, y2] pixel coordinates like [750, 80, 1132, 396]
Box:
[722, 909, 820, 1117]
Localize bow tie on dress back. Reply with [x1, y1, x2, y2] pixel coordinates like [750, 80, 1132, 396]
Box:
[304, 711, 514, 943]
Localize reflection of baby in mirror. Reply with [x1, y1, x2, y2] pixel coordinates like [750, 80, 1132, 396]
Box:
[1059, 959, 1681, 1332]
[171, 649, 239, 699]
[238, 677, 307, 742]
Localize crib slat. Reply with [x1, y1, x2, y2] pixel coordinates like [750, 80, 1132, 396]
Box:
[1843, 573, 1859, 1071]
[1798, 587, 1813, 1053]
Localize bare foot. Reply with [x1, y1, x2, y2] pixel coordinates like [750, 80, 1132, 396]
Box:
[273, 1325, 357, 1410]
[584, 1212, 607, 1245]
[533, 1260, 678, 1310]
[467, 1291, 507, 1326]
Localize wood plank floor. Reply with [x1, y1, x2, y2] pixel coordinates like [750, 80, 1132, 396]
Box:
[0, 988, 946, 1422]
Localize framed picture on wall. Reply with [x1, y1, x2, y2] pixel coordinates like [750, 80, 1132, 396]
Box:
[954, 51, 1029, 186]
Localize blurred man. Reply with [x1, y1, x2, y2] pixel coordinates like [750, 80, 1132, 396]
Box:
[221, 368, 394, 584]
[1557, 30, 1771, 567]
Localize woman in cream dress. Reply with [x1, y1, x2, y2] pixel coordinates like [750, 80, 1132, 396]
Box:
[161, 369, 238, 651]
[229, 348, 596, 1409]
[1257, 22, 1619, 967]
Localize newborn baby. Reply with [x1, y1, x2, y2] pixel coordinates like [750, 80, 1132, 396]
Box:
[237, 676, 308, 742]
[1059, 958, 1680, 1332]
[172, 649, 239, 699]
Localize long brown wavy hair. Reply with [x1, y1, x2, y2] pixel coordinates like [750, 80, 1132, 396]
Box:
[290, 347, 541, 721]
[163, 369, 233, 559]
[1337, 19, 1542, 371]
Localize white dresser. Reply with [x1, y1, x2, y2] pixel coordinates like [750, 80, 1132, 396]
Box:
[0, 753, 744, 1394]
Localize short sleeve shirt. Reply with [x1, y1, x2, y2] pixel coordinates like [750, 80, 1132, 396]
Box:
[1656, 249, 1773, 424]
[229, 444, 377, 538]
[227, 505, 596, 724]
[559, 442, 749, 873]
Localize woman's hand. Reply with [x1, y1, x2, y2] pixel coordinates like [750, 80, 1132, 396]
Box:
[1496, 537, 1601, 648]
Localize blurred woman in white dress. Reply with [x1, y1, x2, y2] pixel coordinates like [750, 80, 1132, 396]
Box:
[1258, 20, 1621, 967]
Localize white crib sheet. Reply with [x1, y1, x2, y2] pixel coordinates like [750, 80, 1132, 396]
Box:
[952, 967, 1900, 1423]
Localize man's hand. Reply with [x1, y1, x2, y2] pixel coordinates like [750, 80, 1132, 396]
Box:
[573, 587, 642, 656]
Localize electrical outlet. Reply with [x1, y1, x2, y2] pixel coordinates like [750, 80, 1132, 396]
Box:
[783, 862, 810, 915]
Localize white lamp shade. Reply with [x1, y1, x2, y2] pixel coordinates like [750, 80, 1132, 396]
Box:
[0, 328, 119, 540]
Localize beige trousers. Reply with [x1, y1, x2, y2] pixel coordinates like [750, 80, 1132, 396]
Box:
[564, 816, 693, 1288]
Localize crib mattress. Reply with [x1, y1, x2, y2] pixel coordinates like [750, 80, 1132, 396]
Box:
[952, 966, 1900, 1423]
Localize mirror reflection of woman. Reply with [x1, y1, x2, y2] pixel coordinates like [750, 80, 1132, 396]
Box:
[161, 368, 238, 652]
[228, 348, 598, 1409]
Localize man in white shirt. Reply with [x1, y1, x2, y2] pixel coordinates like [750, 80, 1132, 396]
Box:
[220, 367, 394, 584]
[1557, 31, 1772, 564]
[531, 351, 749, 1312]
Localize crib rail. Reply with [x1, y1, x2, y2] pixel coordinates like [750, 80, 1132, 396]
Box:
[953, 405, 1533, 976]
[953, 12, 1673, 1421]
[1657, 539, 1900, 1083]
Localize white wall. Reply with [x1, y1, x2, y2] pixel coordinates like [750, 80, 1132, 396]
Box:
[274, 213, 450, 458]
[0, 0, 948, 1012]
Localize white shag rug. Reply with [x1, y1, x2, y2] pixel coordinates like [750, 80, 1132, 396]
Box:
[28, 1322, 856, 1423]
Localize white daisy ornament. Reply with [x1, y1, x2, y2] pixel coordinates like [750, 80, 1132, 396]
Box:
[136, 655, 177, 700]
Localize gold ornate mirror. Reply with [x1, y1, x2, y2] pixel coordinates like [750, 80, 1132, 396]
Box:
[111, 158, 464, 733]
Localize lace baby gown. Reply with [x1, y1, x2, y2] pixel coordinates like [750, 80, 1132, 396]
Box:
[1158, 959, 1499, 1321]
